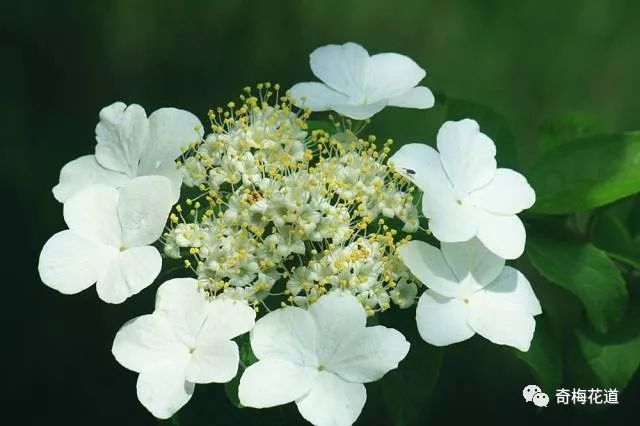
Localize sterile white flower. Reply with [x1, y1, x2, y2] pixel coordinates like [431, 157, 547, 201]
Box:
[290, 42, 434, 120]
[389, 119, 536, 259]
[53, 102, 203, 203]
[112, 278, 256, 419]
[238, 292, 409, 426]
[38, 176, 174, 303]
[397, 238, 541, 352]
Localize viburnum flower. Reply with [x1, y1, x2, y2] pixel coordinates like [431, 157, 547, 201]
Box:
[52, 102, 203, 203]
[112, 278, 256, 419]
[38, 176, 174, 303]
[397, 238, 541, 352]
[238, 292, 409, 426]
[290, 42, 434, 120]
[389, 119, 535, 259]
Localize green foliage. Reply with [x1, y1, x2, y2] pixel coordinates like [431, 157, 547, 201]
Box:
[306, 119, 335, 135]
[513, 318, 562, 391]
[570, 305, 640, 389]
[224, 333, 258, 409]
[591, 212, 640, 269]
[382, 342, 442, 426]
[527, 232, 628, 334]
[527, 132, 640, 214]
[538, 112, 602, 154]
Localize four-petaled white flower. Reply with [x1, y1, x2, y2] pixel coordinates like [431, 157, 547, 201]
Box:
[53, 102, 204, 203]
[397, 238, 541, 352]
[238, 292, 409, 426]
[290, 42, 434, 120]
[112, 278, 256, 419]
[389, 119, 536, 259]
[39, 176, 174, 303]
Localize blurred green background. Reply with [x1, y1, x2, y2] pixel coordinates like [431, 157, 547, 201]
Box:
[3, 0, 639, 424]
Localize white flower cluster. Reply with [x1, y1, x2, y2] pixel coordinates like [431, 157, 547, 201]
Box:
[38, 41, 540, 426]
[164, 87, 419, 315]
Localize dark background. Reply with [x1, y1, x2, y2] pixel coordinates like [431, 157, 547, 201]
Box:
[2, 0, 639, 424]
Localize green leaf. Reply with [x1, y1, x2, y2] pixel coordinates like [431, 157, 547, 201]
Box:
[573, 305, 640, 389]
[224, 371, 243, 409]
[512, 318, 562, 391]
[382, 342, 442, 426]
[538, 112, 602, 154]
[527, 233, 628, 333]
[306, 119, 334, 134]
[224, 333, 257, 408]
[629, 196, 640, 239]
[591, 213, 640, 268]
[527, 132, 640, 214]
[445, 98, 518, 169]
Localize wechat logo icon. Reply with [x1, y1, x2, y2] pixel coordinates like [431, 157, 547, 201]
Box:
[523, 385, 549, 407]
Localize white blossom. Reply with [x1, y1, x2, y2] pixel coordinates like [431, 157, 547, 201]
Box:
[389, 119, 536, 259]
[238, 292, 409, 426]
[38, 176, 173, 303]
[112, 278, 256, 419]
[290, 42, 434, 120]
[53, 102, 203, 203]
[397, 238, 541, 351]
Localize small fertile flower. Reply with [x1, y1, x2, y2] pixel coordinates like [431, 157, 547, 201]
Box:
[53, 102, 203, 203]
[389, 119, 535, 259]
[290, 42, 434, 120]
[238, 292, 409, 426]
[112, 278, 256, 419]
[39, 176, 174, 303]
[397, 238, 541, 352]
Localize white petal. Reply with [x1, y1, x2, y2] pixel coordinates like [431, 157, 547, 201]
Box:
[198, 299, 256, 342]
[112, 314, 187, 373]
[437, 119, 497, 196]
[250, 306, 318, 366]
[238, 359, 317, 408]
[63, 184, 121, 246]
[38, 230, 117, 295]
[154, 278, 209, 345]
[387, 86, 435, 109]
[327, 325, 409, 383]
[468, 169, 536, 215]
[185, 339, 239, 384]
[96, 246, 161, 304]
[426, 194, 479, 243]
[476, 212, 526, 259]
[118, 176, 174, 248]
[52, 155, 129, 203]
[138, 159, 183, 203]
[396, 240, 464, 298]
[441, 238, 505, 292]
[289, 82, 351, 111]
[365, 53, 426, 102]
[136, 364, 194, 419]
[416, 290, 475, 346]
[480, 267, 542, 316]
[95, 102, 149, 177]
[308, 293, 366, 367]
[140, 107, 204, 171]
[309, 42, 369, 99]
[468, 292, 536, 352]
[331, 101, 387, 120]
[296, 371, 366, 426]
[387, 143, 448, 192]
[390, 144, 481, 242]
